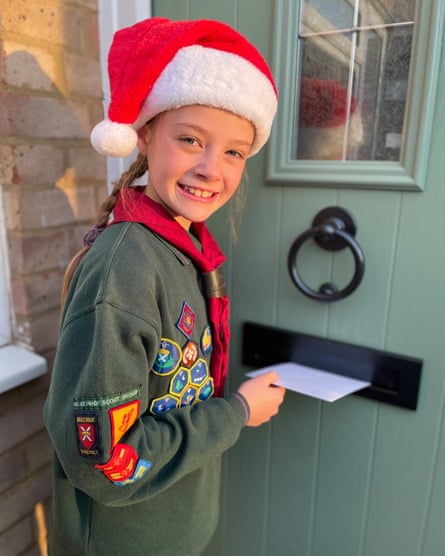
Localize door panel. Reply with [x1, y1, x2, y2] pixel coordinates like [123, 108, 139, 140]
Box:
[150, 1, 445, 554]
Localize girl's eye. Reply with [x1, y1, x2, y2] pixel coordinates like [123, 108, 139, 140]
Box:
[179, 136, 199, 146]
[227, 149, 245, 159]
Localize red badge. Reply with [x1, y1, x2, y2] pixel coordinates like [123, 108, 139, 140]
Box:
[176, 302, 196, 338]
[75, 413, 102, 458]
[95, 443, 138, 482]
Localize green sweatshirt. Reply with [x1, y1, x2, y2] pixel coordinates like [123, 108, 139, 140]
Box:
[43, 222, 247, 556]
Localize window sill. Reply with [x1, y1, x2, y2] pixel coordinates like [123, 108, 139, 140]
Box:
[0, 345, 47, 393]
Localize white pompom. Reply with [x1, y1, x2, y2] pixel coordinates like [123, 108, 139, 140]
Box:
[90, 120, 138, 157]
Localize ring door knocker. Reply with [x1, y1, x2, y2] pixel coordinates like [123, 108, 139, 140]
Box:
[288, 207, 365, 302]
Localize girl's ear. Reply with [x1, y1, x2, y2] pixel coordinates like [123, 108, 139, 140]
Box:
[136, 125, 150, 154]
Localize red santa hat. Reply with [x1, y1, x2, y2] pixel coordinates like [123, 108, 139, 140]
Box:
[297, 77, 363, 159]
[91, 17, 278, 158]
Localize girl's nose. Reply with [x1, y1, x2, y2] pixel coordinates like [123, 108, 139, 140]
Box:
[194, 150, 221, 181]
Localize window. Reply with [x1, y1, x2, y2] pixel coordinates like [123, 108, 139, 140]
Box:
[267, 0, 444, 189]
[0, 185, 47, 393]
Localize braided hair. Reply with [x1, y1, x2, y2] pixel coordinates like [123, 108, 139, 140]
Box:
[60, 153, 148, 305]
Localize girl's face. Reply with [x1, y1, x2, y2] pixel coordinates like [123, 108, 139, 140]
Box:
[138, 105, 255, 230]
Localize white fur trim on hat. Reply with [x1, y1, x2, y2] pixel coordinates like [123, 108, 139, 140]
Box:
[132, 45, 277, 157]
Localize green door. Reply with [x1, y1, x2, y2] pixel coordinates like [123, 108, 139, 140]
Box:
[153, 2, 445, 555]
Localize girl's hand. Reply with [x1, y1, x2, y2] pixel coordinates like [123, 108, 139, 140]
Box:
[236, 371, 286, 427]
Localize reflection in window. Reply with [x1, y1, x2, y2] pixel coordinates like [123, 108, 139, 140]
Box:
[295, 0, 415, 161]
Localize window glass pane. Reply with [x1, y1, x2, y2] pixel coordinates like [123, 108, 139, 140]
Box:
[301, 0, 354, 34]
[294, 0, 415, 162]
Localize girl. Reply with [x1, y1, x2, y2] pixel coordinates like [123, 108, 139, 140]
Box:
[44, 17, 285, 556]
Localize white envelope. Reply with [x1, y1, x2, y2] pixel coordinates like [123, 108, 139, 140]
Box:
[246, 361, 371, 402]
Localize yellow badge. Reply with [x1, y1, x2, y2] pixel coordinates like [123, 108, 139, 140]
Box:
[109, 400, 140, 448]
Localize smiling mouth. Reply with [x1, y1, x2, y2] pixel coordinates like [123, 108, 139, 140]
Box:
[180, 184, 216, 199]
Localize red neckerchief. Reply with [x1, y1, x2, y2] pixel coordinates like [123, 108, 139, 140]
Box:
[112, 188, 229, 397]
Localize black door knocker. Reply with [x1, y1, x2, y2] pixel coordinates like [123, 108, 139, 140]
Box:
[288, 206, 365, 302]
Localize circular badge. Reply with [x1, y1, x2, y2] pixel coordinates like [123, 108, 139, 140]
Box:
[152, 339, 181, 375]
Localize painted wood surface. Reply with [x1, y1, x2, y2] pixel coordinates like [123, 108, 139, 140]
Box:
[151, 2, 445, 555]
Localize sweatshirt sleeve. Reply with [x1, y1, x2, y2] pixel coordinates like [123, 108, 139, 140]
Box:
[44, 299, 247, 507]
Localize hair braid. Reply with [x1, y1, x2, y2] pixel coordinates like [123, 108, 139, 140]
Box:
[61, 153, 148, 305]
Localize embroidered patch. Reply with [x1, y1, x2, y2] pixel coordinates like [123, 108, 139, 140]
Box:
[198, 378, 214, 401]
[180, 386, 198, 407]
[170, 368, 190, 396]
[114, 458, 152, 486]
[95, 443, 138, 482]
[109, 400, 140, 449]
[152, 339, 181, 375]
[190, 359, 209, 386]
[150, 395, 179, 416]
[176, 302, 196, 338]
[73, 387, 141, 411]
[181, 341, 199, 368]
[201, 325, 213, 356]
[75, 413, 102, 458]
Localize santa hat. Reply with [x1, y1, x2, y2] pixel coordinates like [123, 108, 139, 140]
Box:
[91, 17, 278, 158]
[298, 77, 363, 159]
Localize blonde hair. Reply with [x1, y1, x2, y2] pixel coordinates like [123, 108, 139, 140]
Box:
[61, 153, 148, 305]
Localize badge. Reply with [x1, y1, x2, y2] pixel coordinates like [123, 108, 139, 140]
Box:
[170, 369, 190, 396]
[95, 443, 138, 482]
[181, 341, 199, 368]
[198, 378, 214, 401]
[75, 413, 102, 458]
[201, 325, 213, 356]
[115, 458, 152, 486]
[190, 359, 208, 386]
[150, 395, 179, 416]
[152, 339, 181, 375]
[180, 386, 197, 407]
[109, 399, 140, 449]
[73, 387, 140, 411]
[176, 302, 196, 338]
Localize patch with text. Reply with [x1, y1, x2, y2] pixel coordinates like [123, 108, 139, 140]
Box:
[75, 412, 102, 458]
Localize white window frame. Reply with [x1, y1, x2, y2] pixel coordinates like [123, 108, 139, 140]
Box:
[0, 185, 47, 393]
[98, 0, 152, 190]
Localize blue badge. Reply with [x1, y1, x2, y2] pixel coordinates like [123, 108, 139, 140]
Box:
[201, 325, 213, 356]
[152, 339, 181, 375]
[180, 386, 197, 407]
[150, 395, 179, 415]
[190, 359, 209, 386]
[198, 378, 214, 401]
[170, 369, 190, 395]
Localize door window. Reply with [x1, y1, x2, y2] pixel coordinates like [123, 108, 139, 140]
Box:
[296, 0, 414, 162]
[268, 0, 443, 190]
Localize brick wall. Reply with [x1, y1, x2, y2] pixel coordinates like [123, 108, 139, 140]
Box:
[0, 1, 106, 554]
